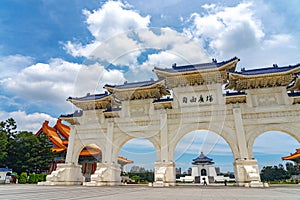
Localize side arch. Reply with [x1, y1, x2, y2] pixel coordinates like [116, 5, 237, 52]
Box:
[169, 122, 239, 160]
[247, 123, 300, 158]
[72, 140, 105, 165]
[111, 133, 160, 163]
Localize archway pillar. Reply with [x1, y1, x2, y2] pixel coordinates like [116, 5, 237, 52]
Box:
[233, 159, 263, 187]
[153, 161, 176, 187]
[39, 126, 84, 185]
[232, 107, 264, 187]
[153, 111, 175, 187]
[85, 121, 121, 186]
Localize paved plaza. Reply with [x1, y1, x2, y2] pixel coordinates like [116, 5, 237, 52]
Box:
[0, 184, 299, 200]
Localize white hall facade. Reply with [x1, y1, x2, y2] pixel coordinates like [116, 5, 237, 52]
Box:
[41, 57, 300, 187]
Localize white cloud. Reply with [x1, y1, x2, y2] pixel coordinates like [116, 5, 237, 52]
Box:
[0, 57, 126, 112]
[83, 1, 150, 41]
[174, 131, 232, 160]
[64, 3, 209, 75]
[126, 28, 209, 80]
[0, 54, 34, 78]
[253, 131, 299, 155]
[0, 110, 56, 133]
[184, 2, 300, 69]
[65, 0, 150, 61]
[186, 2, 264, 57]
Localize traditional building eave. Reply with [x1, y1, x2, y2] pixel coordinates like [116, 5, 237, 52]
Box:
[153, 98, 173, 110]
[103, 107, 121, 118]
[59, 110, 82, 125]
[282, 148, 300, 162]
[104, 79, 170, 101]
[153, 57, 239, 88]
[287, 76, 300, 91]
[67, 93, 118, 110]
[224, 92, 247, 104]
[226, 64, 300, 90]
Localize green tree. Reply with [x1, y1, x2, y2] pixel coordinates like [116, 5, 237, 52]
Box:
[0, 129, 8, 161]
[286, 162, 300, 176]
[0, 118, 17, 165]
[260, 164, 290, 182]
[0, 118, 17, 139]
[7, 131, 54, 174]
[0, 118, 54, 174]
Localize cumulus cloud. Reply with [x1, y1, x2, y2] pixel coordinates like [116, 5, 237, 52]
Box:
[185, 2, 264, 56]
[64, 1, 209, 75]
[0, 56, 126, 113]
[0, 54, 34, 78]
[0, 110, 57, 133]
[184, 2, 300, 69]
[83, 1, 150, 41]
[65, 0, 150, 61]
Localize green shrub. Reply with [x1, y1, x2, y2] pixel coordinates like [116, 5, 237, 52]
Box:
[19, 172, 27, 184]
[36, 174, 47, 182]
[28, 174, 38, 184]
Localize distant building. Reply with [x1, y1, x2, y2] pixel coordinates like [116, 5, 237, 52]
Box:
[0, 167, 12, 184]
[175, 167, 181, 175]
[187, 168, 192, 175]
[176, 152, 235, 184]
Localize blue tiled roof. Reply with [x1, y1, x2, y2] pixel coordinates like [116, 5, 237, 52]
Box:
[67, 92, 109, 101]
[224, 91, 246, 96]
[236, 63, 300, 75]
[60, 110, 83, 118]
[192, 152, 214, 165]
[103, 107, 122, 112]
[154, 57, 239, 73]
[288, 92, 300, 97]
[0, 167, 12, 172]
[153, 97, 173, 103]
[104, 79, 163, 90]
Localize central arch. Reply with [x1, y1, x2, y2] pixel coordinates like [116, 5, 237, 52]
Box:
[173, 129, 236, 184]
[169, 123, 239, 160]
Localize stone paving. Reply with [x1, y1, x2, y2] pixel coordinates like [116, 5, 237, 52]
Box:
[0, 184, 299, 200]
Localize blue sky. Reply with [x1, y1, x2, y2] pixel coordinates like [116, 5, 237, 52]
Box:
[0, 0, 299, 172]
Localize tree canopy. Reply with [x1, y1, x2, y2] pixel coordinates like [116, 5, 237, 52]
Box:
[0, 118, 54, 174]
[260, 163, 299, 182]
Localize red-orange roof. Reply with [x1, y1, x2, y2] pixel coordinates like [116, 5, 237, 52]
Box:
[282, 148, 300, 161]
[36, 120, 133, 164]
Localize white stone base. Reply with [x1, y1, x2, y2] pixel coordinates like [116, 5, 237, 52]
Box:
[84, 163, 121, 186]
[234, 159, 264, 187]
[38, 163, 84, 186]
[154, 161, 176, 187]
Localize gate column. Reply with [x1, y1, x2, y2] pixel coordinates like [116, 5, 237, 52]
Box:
[153, 111, 176, 187]
[86, 121, 121, 186]
[40, 126, 84, 185]
[233, 107, 263, 187]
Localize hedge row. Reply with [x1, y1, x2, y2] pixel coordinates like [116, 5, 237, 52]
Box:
[17, 172, 47, 184]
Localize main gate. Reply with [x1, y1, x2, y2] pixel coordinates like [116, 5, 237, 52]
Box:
[42, 57, 300, 187]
